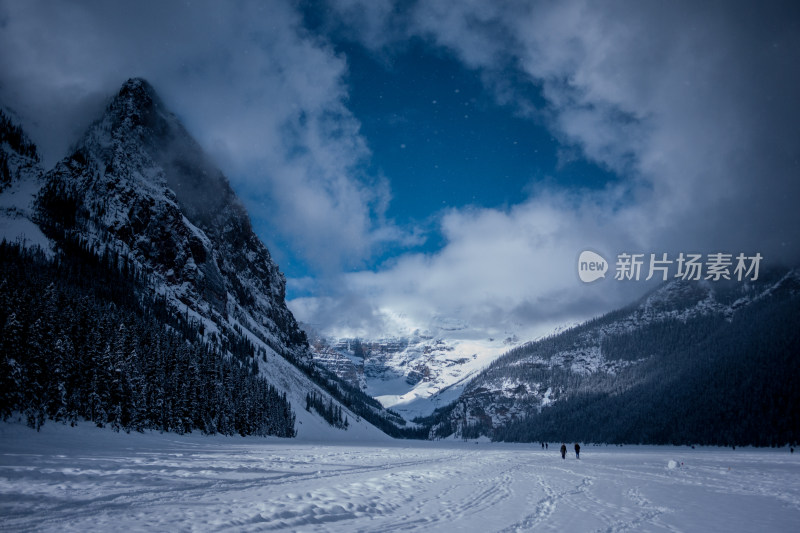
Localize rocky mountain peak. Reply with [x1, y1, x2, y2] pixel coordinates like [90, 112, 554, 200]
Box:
[108, 77, 162, 130]
[35, 78, 307, 359]
[118, 77, 156, 101]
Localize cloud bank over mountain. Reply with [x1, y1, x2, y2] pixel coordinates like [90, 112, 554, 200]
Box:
[2, 0, 798, 341]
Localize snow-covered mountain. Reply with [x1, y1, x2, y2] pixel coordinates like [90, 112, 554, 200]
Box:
[429, 270, 800, 444]
[308, 331, 513, 420]
[0, 80, 392, 440]
[37, 79, 308, 362]
[5, 82, 797, 445]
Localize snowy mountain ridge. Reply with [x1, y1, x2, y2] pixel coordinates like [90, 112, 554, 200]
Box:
[308, 330, 514, 420]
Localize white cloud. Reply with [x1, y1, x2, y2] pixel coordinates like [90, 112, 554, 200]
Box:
[0, 0, 406, 271]
[291, 0, 800, 341]
[290, 188, 651, 340]
[410, 0, 800, 256]
[3, 0, 797, 344]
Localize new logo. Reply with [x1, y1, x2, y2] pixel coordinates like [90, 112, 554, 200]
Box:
[578, 250, 608, 283]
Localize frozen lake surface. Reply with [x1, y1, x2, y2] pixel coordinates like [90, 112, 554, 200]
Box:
[1, 421, 798, 532]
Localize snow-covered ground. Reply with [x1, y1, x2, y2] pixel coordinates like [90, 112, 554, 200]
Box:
[1, 421, 798, 532]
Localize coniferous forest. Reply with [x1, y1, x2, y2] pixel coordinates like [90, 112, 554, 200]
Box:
[0, 110, 39, 190]
[0, 240, 296, 437]
[428, 273, 800, 446]
[494, 291, 800, 446]
[305, 391, 349, 429]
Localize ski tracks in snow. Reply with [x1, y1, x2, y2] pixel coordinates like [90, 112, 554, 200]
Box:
[497, 471, 594, 532]
[2, 424, 800, 532]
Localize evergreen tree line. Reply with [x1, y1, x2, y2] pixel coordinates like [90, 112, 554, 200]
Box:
[305, 391, 348, 429]
[0, 241, 295, 437]
[0, 151, 11, 190]
[413, 402, 464, 440]
[297, 359, 429, 439]
[0, 110, 40, 161]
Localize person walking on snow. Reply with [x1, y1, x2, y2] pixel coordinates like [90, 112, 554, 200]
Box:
[575, 443, 581, 459]
[560, 444, 567, 459]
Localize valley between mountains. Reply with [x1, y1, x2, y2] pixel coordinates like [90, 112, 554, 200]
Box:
[2, 79, 798, 447]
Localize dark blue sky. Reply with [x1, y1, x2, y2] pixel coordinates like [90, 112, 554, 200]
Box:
[337, 38, 618, 251]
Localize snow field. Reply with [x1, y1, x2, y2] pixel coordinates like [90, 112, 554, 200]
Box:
[1, 421, 799, 532]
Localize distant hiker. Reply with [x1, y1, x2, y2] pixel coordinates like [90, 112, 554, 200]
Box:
[574, 443, 581, 459]
[560, 444, 567, 459]
[541, 442, 545, 449]
[545, 442, 548, 450]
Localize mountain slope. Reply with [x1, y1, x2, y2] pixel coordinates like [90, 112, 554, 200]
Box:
[1, 80, 393, 440]
[0, 108, 50, 252]
[429, 271, 800, 445]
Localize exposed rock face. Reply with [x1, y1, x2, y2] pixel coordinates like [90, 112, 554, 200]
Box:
[35, 78, 308, 360]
